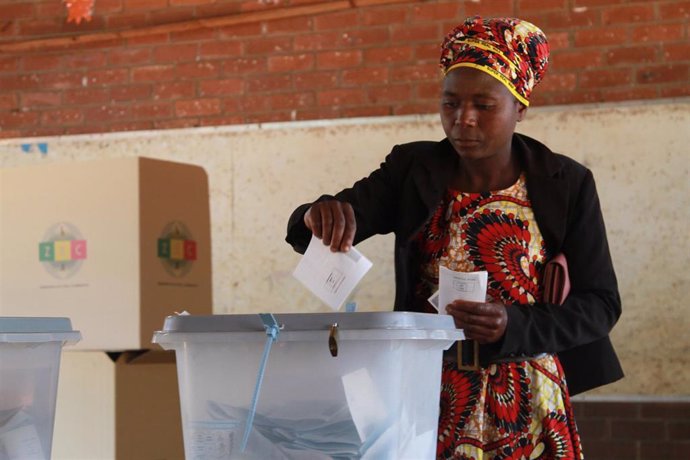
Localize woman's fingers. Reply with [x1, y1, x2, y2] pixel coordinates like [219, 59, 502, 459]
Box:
[304, 201, 356, 252]
[446, 301, 508, 343]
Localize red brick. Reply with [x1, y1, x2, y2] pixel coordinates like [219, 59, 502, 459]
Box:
[582, 439, 638, 460]
[364, 46, 414, 64]
[92, 0, 123, 13]
[155, 118, 200, 129]
[341, 106, 391, 118]
[314, 10, 358, 30]
[316, 50, 362, 70]
[268, 54, 314, 72]
[36, 0, 63, 17]
[575, 401, 639, 419]
[175, 98, 221, 117]
[265, 16, 313, 34]
[239, 94, 271, 113]
[637, 64, 689, 84]
[110, 85, 152, 102]
[639, 441, 690, 460]
[547, 32, 570, 51]
[396, 63, 443, 82]
[132, 65, 177, 82]
[518, 0, 567, 11]
[361, 6, 407, 26]
[611, 419, 665, 440]
[538, 72, 577, 91]
[269, 92, 315, 110]
[198, 115, 245, 127]
[664, 43, 690, 62]
[576, 417, 609, 440]
[575, 27, 629, 47]
[317, 88, 366, 107]
[602, 5, 655, 25]
[0, 130, 22, 139]
[391, 24, 438, 42]
[465, 0, 516, 18]
[41, 108, 83, 126]
[293, 71, 339, 90]
[130, 101, 173, 118]
[198, 78, 244, 96]
[85, 69, 129, 86]
[603, 87, 659, 102]
[107, 48, 152, 66]
[661, 83, 690, 98]
[640, 402, 690, 419]
[293, 32, 341, 52]
[21, 92, 62, 108]
[82, 105, 131, 122]
[123, 0, 167, 9]
[411, 3, 461, 22]
[605, 46, 658, 65]
[107, 13, 151, 30]
[62, 52, 107, 69]
[153, 81, 196, 99]
[126, 33, 170, 47]
[105, 121, 155, 133]
[0, 111, 40, 129]
[152, 44, 199, 63]
[169, 0, 211, 5]
[245, 37, 292, 55]
[668, 421, 690, 440]
[217, 23, 262, 39]
[579, 69, 632, 88]
[0, 75, 40, 91]
[573, 0, 625, 6]
[169, 27, 218, 42]
[0, 3, 36, 19]
[22, 54, 62, 72]
[222, 57, 267, 75]
[175, 61, 221, 79]
[0, 94, 17, 110]
[395, 101, 437, 115]
[342, 68, 389, 86]
[551, 49, 603, 70]
[417, 81, 442, 99]
[246, 74, 293, 93]
[37, 72, 84, 90]
[368, 84, 412, 104]
[659, 1, 690, 20]
[0, 57, 20, 73]
[545, 9, 600, 29]
[63, 88, 110, 105]
[198, 41, 243, 58]
[632, 23, 686, 43]
[347, 29, 391, 48]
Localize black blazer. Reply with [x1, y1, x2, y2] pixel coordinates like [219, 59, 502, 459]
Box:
[286, 133, 624, 395]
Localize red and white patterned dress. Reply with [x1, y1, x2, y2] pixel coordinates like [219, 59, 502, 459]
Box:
[415, 174, 583, 460]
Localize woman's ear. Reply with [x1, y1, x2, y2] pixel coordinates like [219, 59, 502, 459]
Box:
[516, 102, 528, 122]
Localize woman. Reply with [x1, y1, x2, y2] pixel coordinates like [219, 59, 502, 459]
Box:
[286, 16, 623, 459]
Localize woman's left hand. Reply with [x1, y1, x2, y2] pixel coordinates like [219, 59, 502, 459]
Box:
[445, 300, 508, 344]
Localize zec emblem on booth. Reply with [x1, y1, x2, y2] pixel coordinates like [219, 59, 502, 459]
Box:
[157, 221, 197, 278]
[38, 222, 87, 279]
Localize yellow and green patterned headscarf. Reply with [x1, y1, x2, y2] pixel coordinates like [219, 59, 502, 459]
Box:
[440, 16, 550, 106]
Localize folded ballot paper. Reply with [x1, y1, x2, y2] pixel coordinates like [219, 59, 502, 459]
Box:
[293, 235, 372, 310]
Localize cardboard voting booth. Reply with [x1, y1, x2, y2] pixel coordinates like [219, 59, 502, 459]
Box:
[0, 157, 213, 350]
[154, 311, 462, 459]
[53, 350, 183, 460]
[0, 317, 80, 460]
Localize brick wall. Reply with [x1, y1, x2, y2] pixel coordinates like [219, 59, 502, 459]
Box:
[573, 399, 690, 460]
[1, 0, 688, 139]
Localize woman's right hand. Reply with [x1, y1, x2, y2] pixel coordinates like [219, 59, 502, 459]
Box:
[304, 200, 356, 252]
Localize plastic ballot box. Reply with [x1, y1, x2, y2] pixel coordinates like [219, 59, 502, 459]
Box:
[0, 317, 81, 460]
[153, 311, 462, 459]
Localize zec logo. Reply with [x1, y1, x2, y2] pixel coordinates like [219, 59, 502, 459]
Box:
[38, 222, 87, 279]
[157, 221, 197, 278]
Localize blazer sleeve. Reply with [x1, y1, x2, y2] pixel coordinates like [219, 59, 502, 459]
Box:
[496, 167, 622, 358]
[285, 146, 410, 254]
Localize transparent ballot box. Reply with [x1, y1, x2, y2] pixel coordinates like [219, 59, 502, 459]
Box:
[0, 317, 81, 460]
[153, 311, 462, 459]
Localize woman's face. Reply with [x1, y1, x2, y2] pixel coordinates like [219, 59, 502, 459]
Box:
[440, 67, 527, 162]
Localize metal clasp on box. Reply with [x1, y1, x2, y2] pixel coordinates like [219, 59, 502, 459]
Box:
[328, 322, 339, 357]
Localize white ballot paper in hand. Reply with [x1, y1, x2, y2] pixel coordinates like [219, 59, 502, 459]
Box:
[293, 235, 373, 310]
[438, 266, 488, 314]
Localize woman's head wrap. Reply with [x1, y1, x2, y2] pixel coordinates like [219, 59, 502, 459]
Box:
[439, 16, 549, 106]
